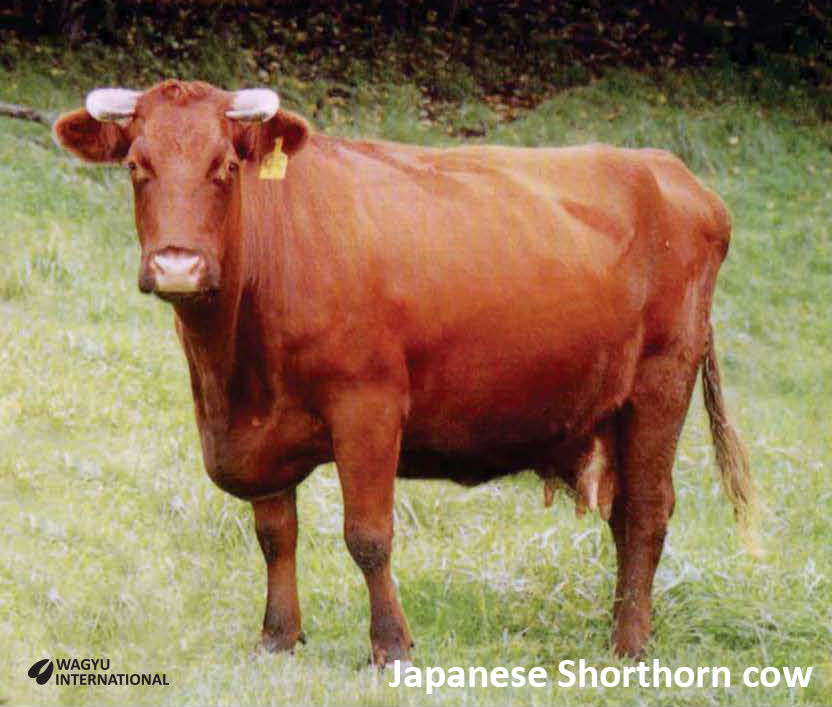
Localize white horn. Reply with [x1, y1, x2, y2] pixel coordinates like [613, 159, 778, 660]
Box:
[86, 88, 140, 121]
[226, 88, 279, 121]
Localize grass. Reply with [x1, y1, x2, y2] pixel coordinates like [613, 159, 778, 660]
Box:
[1, 37, 831, 707]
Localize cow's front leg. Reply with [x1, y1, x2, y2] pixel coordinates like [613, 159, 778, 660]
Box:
[328, 387, 413, 666]
[252, 489, 304, 652]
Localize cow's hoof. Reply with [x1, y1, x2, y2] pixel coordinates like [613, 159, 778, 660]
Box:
[612, 628, 647, 659]
[258, 630, 305, 654]
[367, 658, 413, 672]
[370, 648, 412, 668]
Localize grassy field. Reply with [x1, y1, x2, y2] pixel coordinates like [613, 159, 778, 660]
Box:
[1, 40, 831, 706]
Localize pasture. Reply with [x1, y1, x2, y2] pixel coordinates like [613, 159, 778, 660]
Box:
[1, 38, 831, 706]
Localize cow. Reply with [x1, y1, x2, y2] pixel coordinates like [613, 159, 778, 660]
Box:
[53, 80, 755, 664]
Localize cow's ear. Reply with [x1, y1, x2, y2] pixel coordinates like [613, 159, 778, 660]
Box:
[233, 110, 311, 162]
[53, 109, 131, 163]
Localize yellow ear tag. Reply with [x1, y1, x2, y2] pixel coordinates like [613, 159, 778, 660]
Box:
[259, 137, 288, 180]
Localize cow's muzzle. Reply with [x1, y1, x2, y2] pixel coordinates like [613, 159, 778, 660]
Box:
[139, 248, 217, 301]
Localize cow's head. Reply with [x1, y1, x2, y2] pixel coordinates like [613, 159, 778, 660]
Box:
[53, 80, 309, 303]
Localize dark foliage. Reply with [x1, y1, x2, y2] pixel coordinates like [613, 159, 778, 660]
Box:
[3, 1, 831, 121]
[6, 1, 832, 72]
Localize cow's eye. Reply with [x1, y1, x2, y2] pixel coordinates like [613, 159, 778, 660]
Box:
[228, 161, 238, 174]
[127, 161, 137, 172]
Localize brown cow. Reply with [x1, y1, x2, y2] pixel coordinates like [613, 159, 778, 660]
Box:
[53, 80, 754, 664]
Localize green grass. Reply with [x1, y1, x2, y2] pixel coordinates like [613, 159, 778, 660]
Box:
[1, 43, 831, 706]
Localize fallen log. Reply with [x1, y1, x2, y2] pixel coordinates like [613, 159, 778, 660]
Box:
[0, 101, 56, 127]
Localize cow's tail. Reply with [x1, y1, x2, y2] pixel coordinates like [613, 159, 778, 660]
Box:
[701, 324, 762, 555]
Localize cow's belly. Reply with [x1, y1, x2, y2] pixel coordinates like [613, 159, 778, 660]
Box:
[402, 317, 643, 459]
[394, 228, 648, 459]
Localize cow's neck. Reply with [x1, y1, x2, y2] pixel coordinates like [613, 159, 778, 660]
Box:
[171, 203, 253, 427]
[172, 279, 241, 427]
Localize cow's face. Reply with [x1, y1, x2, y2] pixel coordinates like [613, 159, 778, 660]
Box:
[53, 81, 309, 303]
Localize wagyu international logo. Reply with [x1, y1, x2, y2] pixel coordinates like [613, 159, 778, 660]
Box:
[24, 656, 169, 686]
[28, 658, 54, 684]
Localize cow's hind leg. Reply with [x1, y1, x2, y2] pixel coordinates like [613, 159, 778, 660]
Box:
[253, 489, 304, 652]
[609, 347, 701, 657]
[328, 387, 413, 666]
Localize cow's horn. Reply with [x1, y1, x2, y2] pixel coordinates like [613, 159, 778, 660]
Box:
[226, 89, 280, 121]
[85, 88, 141, 121]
